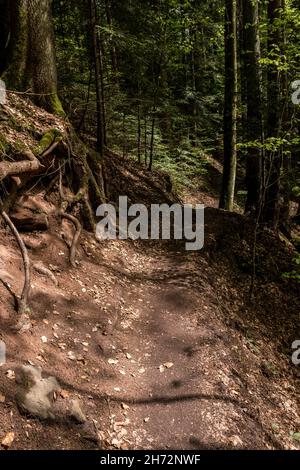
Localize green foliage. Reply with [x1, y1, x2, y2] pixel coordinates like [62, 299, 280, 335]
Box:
[53, 0, 225, 167]
[282, 254, 300, 282]
[290, 431, 300, 442]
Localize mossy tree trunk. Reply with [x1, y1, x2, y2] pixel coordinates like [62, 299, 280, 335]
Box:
[1, 0, 107, 230]
[2, 0, 64, 116]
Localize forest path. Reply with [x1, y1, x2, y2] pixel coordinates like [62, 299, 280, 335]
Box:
[1, 205, 299, 450]
[98, 239, 279, 450]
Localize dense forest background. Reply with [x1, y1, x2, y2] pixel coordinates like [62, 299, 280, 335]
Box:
[0, 0, 300, 233]
[49, 0, 300, 230]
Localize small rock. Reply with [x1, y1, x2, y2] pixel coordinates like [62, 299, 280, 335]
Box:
[108, 359, 118, 365]
[67, 351, 76, 361]
[15, 365, 60, 420]
[69, 399, 87, 424]
[60, 390, 70, 399]
[6, 370, 15, 380]
[229, 435, 243, 447]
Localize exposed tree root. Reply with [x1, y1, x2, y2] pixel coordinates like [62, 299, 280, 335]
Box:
[33, 263, 58, 287]
[58, 210, 82, 268]
[1, 210, 32, 332]
[0, 277, 18, 309]
[0, 150, 43, 181]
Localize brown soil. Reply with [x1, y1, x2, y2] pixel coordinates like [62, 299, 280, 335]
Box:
[0, 93, 299, 451]
[0, 193, 299, 451]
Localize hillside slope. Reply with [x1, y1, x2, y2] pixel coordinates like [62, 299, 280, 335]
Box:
[0, 95, 299, 450]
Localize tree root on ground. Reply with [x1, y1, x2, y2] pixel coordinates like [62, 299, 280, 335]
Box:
[1, 210, 32, 332]
[58, 210, 82, 268]
[0, 149, 43, 181]
[0, 277, 18, 309]
[33, 263, 59, 287]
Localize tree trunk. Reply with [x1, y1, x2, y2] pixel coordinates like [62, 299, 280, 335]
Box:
[0, 0, 10, 74]
[263, 0, 284, 229]
[220, 0, 238, 211]
[149, 116, 155, 171]
[242, 0, 263, 214]
[137, 103, 141, 164]
[104, 0, 118, 76]
[3, 0, 64, 116]
[90, 0, 105, 157]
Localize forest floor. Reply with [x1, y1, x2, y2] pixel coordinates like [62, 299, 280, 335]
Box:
[0, 94, 299, 450]
[0, 185, 299, 450]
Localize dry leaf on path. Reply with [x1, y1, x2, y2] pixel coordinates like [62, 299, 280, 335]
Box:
[1, 432, 15, 449]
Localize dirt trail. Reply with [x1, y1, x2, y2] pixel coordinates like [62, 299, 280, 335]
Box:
[0, 204, 299, 451]
[97, 240, 298, 451]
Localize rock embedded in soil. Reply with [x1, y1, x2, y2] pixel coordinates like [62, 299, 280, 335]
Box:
[15, 365, 60, 420]
[69, 398, 87, 424]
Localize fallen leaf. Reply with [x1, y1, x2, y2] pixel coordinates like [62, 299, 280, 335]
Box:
[164, 362, 174, 369]
[1, 432, 15, 449]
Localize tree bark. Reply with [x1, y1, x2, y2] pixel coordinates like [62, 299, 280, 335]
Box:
[90, 0, 105, 157]
[242, 0, 263, 214]
[219, 0, 238, 211]
[263, 0, 284, 229]
[104, 0, 118, 76]
[2, 0, 64, 115]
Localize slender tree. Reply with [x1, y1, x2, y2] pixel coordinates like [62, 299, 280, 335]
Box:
[263, 0, 284, 228]
[220, 0, 238, 211]
[242, 0, 263, 214]
[90, 0, 106, 156]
